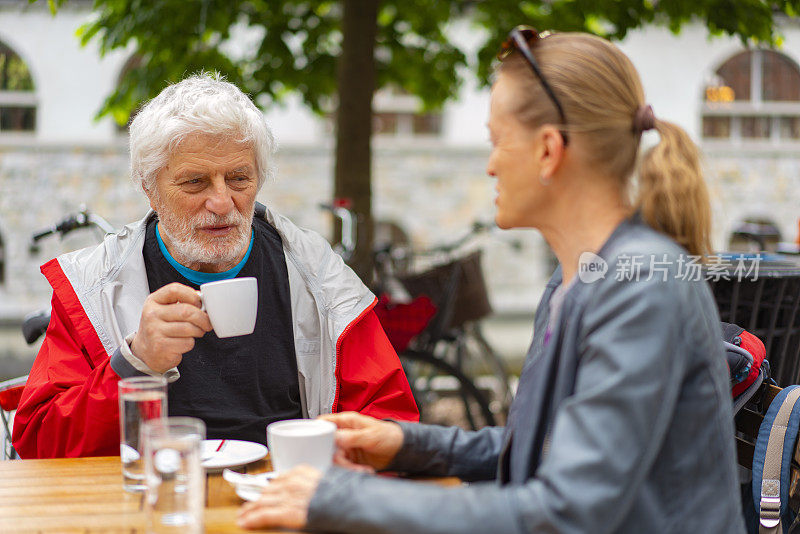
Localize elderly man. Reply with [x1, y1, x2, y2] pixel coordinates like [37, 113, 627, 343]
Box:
[12, 74, 418, 458]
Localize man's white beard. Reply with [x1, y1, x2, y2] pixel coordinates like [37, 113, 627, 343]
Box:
[156, 202, 254, 268]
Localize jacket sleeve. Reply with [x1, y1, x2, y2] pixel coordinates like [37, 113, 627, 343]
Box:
[386, 421, 505, 482]
[12, 293, 122, 458]
[334, 310, 419, 422]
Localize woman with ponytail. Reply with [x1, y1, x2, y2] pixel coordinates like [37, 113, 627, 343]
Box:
[238, 28, 745, 534]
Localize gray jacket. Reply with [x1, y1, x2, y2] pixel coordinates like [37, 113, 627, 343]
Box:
[307, 216, 746, 533]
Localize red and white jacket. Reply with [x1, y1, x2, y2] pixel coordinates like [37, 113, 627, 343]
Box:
[13, 206, 418, 458]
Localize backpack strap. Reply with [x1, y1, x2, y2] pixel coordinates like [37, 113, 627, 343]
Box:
[758, 386, 800, 534]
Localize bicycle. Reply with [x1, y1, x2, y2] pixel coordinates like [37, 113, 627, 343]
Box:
[385, 225, 516, 430]
[320, 202, 515, 430]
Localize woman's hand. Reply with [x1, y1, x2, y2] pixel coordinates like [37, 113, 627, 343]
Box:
[318, 412, 404, 472]
[237, 465, 322, 530]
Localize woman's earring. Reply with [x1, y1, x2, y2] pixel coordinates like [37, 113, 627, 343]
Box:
[539, 173, 551, 186]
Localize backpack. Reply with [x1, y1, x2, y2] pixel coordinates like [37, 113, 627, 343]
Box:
[725, 323, 800, 534]
[723, 322, 768, 415]
[750, 386, 800, 534]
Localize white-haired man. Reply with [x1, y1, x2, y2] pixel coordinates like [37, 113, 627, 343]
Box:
[13, 74, 418, 458]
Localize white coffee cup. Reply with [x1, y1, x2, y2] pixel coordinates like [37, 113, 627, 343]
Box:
[198, 277, 258, 338]
[267, 419, 337, 473]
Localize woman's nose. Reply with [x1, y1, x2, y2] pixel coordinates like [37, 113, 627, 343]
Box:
[486, 156, 497, 178]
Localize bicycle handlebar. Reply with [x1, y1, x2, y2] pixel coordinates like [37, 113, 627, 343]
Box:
[413, 220, 493, 257]
[29, 207, 115, 254]
[87, 213, 116, 234]
[319, 200, 520, 269]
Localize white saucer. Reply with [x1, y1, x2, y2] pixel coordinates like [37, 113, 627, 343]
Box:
[235, 485, 263, 502]
[201, 439, 267, 470]
[223, 470, 278, 502]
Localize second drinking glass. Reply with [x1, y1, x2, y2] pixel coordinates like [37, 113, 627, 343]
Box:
[142, 416, 206, 534]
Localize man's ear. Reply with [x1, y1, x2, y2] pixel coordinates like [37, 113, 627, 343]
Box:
[537, 125, 566, 180]
[142, 182, 158, 212]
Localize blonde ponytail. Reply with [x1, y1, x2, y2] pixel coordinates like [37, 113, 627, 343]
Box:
[637, 120, 712, 257]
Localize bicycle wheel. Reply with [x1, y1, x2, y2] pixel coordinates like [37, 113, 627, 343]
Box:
[400, 349, 496, 430]
[457, 323, 514, 421]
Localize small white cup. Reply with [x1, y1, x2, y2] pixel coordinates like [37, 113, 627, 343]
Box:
[267, 419, 337, 473]
[198, 277, 258, 338]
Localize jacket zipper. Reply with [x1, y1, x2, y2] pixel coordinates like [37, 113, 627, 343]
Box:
[331, 297, 378, 413]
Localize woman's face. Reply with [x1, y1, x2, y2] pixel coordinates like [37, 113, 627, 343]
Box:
[486, 74, 550, 230]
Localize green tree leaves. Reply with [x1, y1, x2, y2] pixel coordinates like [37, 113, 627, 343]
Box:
[38, 0, 800, 125]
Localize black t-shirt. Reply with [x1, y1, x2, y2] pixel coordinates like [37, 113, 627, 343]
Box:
[142, 217, 302, 445]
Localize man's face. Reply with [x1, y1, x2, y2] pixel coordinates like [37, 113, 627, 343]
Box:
[146, 135, 259, 273]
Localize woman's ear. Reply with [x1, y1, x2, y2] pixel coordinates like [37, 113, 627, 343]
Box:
[537, 125, 566, 181]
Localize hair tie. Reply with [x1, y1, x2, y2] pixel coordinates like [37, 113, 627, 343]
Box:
[633, 104, 656, 134]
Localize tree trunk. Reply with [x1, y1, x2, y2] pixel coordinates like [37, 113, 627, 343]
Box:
[334, 0, 378, 284]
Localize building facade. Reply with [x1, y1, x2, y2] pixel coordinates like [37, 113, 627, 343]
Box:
[1, 2, 800, 323]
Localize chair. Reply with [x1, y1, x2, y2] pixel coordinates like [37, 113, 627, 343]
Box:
[709, 258, 800, 386]
[0, 376, 27, 460]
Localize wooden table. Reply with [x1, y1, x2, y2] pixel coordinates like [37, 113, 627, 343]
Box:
[0, 456, 460, 533]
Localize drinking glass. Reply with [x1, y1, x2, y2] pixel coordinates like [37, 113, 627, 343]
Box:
[118, 375, 168, 492]
[142, 417, 206, 534]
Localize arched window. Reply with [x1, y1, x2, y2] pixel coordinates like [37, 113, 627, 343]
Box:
[702, 49, 800, 145]
[0, 40, 36, 133]
[327, 86, 443, 138]
[372, 87, 443, 137]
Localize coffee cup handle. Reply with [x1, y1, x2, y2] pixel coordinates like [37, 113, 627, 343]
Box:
[197, 290, 206, 312]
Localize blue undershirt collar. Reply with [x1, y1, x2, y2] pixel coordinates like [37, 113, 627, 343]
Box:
[155, 222, 254, 285]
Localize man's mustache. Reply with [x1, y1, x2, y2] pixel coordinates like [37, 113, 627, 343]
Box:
[190, 211, 248, 228]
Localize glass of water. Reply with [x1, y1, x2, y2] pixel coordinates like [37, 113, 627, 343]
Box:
[142, 417, 206, 534]
[118, 376, 168, 492]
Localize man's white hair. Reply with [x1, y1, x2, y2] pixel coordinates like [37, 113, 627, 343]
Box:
[129, 72, 276, 193]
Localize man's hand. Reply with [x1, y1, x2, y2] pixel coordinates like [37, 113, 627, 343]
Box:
[318, 412, 404, 472]
[130, 282, 213, 373]
[237, 465, 322, 530]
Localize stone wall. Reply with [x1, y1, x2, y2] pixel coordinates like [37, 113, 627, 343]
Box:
[0, 143, 137, 317]
[706, 150, 800, 248]
[3, 142, 800, 323]
[0, 142, 551, 321]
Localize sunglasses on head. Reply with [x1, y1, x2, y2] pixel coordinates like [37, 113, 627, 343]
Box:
[498, 25, 569, 145]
